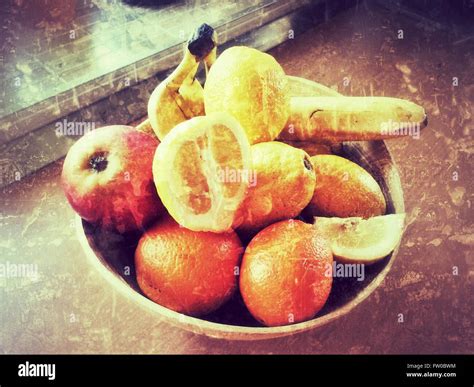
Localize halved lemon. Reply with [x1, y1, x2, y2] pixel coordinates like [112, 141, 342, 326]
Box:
[314, 214, 406, 264]
[153, 112, 252, 232]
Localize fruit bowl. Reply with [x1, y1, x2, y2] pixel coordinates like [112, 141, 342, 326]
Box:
[75, 77, 405, 340]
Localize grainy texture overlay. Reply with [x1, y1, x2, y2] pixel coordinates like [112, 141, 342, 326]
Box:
[1, 3, 472, 353]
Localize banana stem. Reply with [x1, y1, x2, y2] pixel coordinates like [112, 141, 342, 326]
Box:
[167, 23, 217, 91]
[203, 46, 217, 76]
[166, 49, 200, 92]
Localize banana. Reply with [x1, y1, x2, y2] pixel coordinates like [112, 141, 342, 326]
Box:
[135, 117, 156, 137]
[287, 75, 341, 98]
[146, 26, 427, 143]
[279, 96, 427, 142]
[147, 24, 217, 140]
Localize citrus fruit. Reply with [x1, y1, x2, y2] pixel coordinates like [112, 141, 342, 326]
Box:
[306, 154, 386, 218]
[152, 112, 251, 232]
[234, 142, 315, 231]
[278, 140, 334, 156]
[314, 214, 406, 264]
[135, 216, 243, 316]
[204, 46, 290, 144]
[240, 219, 333, 327]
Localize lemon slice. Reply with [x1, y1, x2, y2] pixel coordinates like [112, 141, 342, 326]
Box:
[153, 112, 252, 232]
[314, 214, 406, 264]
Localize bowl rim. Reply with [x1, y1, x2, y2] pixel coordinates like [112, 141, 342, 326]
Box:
[75, 152, 405, 341]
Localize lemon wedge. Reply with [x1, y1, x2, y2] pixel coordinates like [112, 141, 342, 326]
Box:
[314, 214, 406, 264]
[153, 112, 251, 232]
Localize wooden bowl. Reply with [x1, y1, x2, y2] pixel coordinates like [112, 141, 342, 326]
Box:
[76, 77, 405, 340]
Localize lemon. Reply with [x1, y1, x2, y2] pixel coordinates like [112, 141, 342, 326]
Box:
[278, 140, 334, 156]
[204, 46, 290, 144]
[314, 214, 406, 264]
[234, 142, 315, 231]
[152, 112, 251, 232]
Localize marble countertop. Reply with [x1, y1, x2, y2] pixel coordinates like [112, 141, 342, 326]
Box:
[0, 3, 472, 354]
[1, 0, 312, 143]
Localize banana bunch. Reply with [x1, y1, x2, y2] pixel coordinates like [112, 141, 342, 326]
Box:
[141, 23, 427, 143]
[144, 24, 217, 140]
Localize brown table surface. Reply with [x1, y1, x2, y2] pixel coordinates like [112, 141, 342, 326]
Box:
[1, 4, 472, 354]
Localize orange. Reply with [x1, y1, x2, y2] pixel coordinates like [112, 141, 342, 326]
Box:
[135, 216, 243, 316]
[306, 154, 386, 218]
[234, 141, 315, 231]
[240, 219, 333, 327]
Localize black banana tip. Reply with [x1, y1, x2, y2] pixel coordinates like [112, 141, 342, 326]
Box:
[187, 23, 216, 60]
[422, 113, 428, 127]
